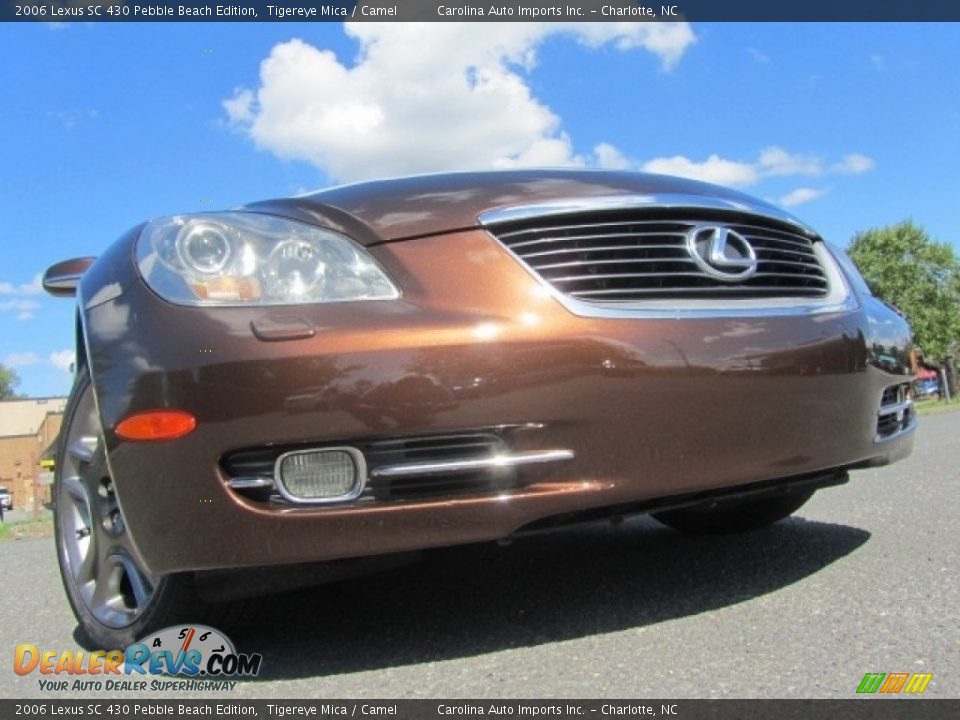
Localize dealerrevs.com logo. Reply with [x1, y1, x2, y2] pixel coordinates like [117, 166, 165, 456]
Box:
[14, 625, 262, 692]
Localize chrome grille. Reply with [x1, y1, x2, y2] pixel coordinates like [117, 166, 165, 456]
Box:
[489, 213, 830, 302]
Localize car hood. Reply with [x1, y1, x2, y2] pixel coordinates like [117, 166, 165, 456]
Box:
[241, 169, 806, 245]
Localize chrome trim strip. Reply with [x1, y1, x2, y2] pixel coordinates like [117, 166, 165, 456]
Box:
[273, 446, 367, 505]
[44, 274, 84, 292]
[372, 449, 574, 479]
[878, 400, 913, 416]
[478, 194, 818, 237]
[227, 476, 275, 490]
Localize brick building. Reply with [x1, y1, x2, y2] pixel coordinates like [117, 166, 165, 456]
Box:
[0, 397, 67, 512]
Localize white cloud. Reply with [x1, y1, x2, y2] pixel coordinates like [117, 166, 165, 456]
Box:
[748, 48, 770, 64]
[832, 153, 875, 175]
[21, 274, 43, 295]
[48, 108, 98, 132]
[223, 88, 255, 124]
[4, 352, 39, 367]
[225, 24, 876, 201]
[592, 143, 632, 170]
[0, 274, 44, 320]
[641, 146, 873, 188]
[225, 22, 696, 182]
[1, 274, 43, 295]
[50, 350, 76, 374]
[0, 299, 40, 313]
[869, 54, 885, 70]
[758, 147, 822, 177]
[779, 187, 828, 207]
[641, 154, 758, 187]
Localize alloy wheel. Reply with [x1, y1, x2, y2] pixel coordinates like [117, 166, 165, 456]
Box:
[57, 383, 156, 628]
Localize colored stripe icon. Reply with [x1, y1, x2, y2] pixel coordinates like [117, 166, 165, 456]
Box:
[903, 673, 934, 694]
[857, 672, 933, 694]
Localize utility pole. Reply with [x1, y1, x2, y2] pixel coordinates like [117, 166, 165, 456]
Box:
[31, 451, 39, 521]
[946, 347, 957, 401]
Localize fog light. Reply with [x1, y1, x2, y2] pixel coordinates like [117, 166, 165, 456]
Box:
[274, 447, 365, 504]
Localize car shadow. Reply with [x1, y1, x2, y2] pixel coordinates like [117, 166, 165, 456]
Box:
[230, 515, 869, 680]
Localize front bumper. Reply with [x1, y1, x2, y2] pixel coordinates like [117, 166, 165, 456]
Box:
[82, 229, 916, 575]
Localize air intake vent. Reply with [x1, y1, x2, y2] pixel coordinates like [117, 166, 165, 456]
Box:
[488, 212, 830, 302]
[364, 433, 511, 501]
[222, 431, 572, 505]
[877, 383, 913, 441]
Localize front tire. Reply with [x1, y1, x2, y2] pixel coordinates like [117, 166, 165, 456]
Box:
[652, 489, 815, 535]
[54, 369, 245, 649]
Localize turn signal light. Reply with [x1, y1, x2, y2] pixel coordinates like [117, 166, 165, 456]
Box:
[116, 411, 197, 441]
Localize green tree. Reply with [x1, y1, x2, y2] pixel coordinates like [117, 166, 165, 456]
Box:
[0, 363, 22, 400]
[848, 220, 960, 366]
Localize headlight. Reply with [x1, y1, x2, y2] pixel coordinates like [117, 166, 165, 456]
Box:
[136, 213, 399, 305]
[825, 241, 873, 299]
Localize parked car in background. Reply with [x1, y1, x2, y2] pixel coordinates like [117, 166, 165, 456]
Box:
[913, 376, 941, 399]
[0, 487, 12, 511]
[43, 169, 917, 649]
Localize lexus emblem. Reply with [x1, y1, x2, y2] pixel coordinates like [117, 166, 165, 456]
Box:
[686, 225, 758, 281]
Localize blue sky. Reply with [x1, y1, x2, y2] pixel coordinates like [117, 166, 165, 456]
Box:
[1, 22, 958, 398]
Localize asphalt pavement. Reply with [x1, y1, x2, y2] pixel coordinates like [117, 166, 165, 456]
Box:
[2, 412, 957, 699]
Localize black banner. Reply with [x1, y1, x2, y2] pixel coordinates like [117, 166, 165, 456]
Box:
[1, 700, 958, 720]
[3, 0, 959, 23]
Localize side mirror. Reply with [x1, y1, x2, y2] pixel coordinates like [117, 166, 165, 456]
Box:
[42, 257, 96, 297]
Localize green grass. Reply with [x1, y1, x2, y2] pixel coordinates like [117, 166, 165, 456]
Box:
[0, 517, 54, 540]
[914, 396, 960, 416]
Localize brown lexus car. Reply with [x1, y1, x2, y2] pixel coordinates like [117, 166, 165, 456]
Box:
[44, 169, 916, 648]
